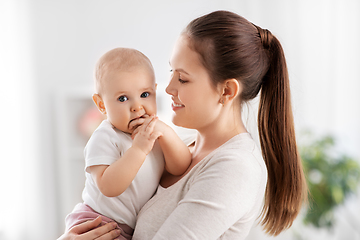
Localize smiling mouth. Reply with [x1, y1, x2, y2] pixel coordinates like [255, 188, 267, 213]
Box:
[173, 102, 184, 107]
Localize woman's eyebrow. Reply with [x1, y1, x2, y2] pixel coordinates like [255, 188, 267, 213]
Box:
[169, 61, 190, 75]
[175, 68, 190, 75]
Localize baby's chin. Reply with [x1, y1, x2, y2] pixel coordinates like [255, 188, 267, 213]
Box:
[109, 122, 133, 135]
[123, 128, 133, 135]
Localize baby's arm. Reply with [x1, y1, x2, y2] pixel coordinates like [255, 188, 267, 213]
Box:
[89, 116, 162, 197]
[130, 117, 191, 176]
[155, 120, 191, 176]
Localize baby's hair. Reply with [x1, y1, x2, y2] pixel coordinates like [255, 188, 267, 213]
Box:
[94, 48, 154, 95]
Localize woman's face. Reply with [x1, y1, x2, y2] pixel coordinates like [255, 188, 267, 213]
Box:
[166, 35, 222, 131]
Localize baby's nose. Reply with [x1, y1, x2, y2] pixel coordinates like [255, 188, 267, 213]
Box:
[131, 102, 144, 112]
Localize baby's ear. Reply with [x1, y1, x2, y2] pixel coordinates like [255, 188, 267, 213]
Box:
[155, 83, 158, 90]
[92, 94, 106, 114]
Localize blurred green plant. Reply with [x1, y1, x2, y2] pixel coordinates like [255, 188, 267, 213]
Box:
[299, 133, 360, 229]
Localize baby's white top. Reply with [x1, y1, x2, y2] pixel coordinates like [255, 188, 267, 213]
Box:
[82, 120, 164, 228]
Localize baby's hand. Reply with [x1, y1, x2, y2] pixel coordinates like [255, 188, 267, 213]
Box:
[131, 116, 163, 155]
[128, 114, 149, 132]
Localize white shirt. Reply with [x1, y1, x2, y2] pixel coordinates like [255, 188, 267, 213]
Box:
[133, 133, 267, 239]
[82, 120, 164, 229]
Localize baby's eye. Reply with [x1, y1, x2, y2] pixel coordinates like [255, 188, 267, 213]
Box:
[141, 92, 150, 98]
[118, 96, 128, 102]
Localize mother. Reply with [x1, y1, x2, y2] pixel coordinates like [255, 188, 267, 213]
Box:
[60, 10, 307, 240]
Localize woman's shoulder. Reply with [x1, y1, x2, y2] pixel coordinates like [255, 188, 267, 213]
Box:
[215, 133, 261, 158]
[226, 132, 257, 150]
[203, 133, 266, 174]
[188, 133, 267, 201]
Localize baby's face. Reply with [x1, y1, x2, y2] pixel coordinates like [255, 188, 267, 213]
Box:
[100, 67, 156, 133]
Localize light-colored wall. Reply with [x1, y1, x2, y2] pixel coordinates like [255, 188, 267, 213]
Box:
[1, 0, 359, 239]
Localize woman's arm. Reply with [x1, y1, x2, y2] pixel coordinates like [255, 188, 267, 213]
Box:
[57, 216, 121, 240]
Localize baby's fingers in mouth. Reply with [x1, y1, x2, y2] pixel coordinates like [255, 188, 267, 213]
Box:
[128, 114, 149, 130]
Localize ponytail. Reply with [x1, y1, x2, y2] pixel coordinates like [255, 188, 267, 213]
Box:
[184, 10, 307, 236]
[257, 27, 308, 235]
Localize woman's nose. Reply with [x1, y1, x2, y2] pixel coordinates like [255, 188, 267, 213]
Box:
[165, 76, 176, 96]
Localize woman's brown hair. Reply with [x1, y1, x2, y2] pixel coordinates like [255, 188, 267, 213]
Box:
[184, 10, 307, 236]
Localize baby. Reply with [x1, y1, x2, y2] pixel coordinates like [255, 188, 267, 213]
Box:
[65, 48, 191, 239]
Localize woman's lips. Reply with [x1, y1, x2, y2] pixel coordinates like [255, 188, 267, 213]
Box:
[171, 102, 184, 111]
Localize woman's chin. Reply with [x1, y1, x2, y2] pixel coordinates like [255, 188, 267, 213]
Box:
[171, 116, 184, 127]
[171, 116, 192, 129]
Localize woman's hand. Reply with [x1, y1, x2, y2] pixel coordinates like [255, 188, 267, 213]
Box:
[57, 216, 121, 240]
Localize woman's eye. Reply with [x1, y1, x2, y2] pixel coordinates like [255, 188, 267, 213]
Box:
[118, 96, 128, 102]
[141, 92, 150, 98]
[179, 78, 187, 84]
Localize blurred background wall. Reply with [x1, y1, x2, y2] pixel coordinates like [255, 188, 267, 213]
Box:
[0, 0, 359, 239]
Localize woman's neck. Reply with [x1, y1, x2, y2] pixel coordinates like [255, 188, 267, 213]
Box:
[191, 110, 247, 163]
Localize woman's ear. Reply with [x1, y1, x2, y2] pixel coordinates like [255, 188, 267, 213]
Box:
[219, 79, 241, 104]
[92, 94, 106, 114]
